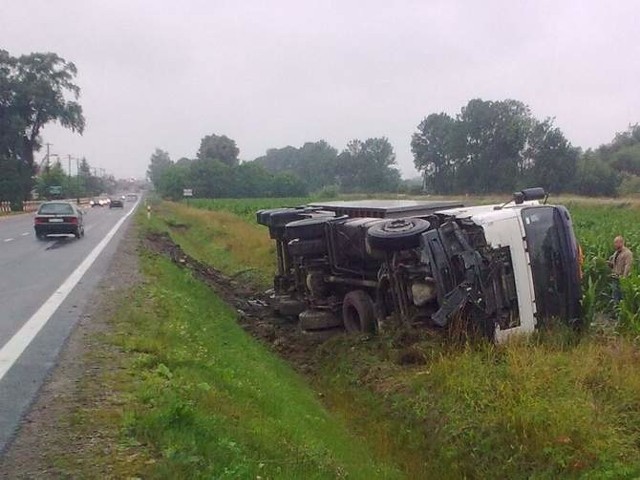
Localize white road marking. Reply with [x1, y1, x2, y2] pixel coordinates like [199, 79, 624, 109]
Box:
[4, 238, 13, 243]
[21, 232, 29, 236]
[0, 201, 139, 382]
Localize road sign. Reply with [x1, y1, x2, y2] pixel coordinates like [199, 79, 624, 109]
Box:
[183, 189, 193, 197]
[49, 185, 62, 195]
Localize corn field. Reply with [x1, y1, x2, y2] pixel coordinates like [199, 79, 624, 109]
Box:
[569, 201, 640, 330]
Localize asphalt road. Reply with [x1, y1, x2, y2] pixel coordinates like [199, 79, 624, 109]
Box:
[0, 201, 139, 452]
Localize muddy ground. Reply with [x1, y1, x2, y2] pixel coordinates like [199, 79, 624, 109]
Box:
[142, 231, 332, 373]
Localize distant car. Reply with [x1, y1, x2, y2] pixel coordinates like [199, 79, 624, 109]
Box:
[34, 201, 85, 240]
[90, 198, 102, 207]
[126, 193, 138, 201]
[109, 198, 124, 208]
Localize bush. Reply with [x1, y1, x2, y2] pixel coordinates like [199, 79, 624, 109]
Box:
[314, 184, 340, 199]
[618, 175, 640, 196]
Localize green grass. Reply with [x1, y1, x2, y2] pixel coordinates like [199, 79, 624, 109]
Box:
[188, 197, 313, 223]
[318, 333, 640, 478]
[146, 200, 277, 288]
[152, 196, 640, 479]
[110, 248, 402, 479]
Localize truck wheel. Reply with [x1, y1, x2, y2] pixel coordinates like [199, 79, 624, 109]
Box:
[287, 238, 327, 257]
[342, 290, 377, 334]
[366, 218, 430, 252]
[285, 217, 331, 240]
[276, 296, 306, 318]
[299, 309, 343, 330]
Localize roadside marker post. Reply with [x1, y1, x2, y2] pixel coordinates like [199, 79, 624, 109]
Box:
[183, 188, 193, 207]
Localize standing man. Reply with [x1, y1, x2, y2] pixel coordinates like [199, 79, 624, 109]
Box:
[608, 235, 634, 302]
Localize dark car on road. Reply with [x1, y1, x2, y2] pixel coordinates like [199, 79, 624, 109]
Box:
[109, 198, 124, 208]
[34, 201, 85, 240]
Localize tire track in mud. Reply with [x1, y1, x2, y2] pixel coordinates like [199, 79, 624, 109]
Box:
[143, 231, 324, 373]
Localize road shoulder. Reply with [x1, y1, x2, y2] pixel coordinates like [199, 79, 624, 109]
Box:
[0, 220, 144, 478]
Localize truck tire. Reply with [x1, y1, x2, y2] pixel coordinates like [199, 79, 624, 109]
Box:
[276, 296, 306, 318]
[366, 218, 431, 252]
[342, 290, 377, 334]
[285, 217, 331, 240]
[287, 238, 327, 257]
[299, 309, 343, 330]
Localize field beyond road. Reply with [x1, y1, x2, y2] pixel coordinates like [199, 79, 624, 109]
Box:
[4, 195, 640, 478]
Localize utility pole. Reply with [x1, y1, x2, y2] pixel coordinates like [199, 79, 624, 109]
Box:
[45, 143, 52, 173]
[67, 154, 72, 195]
[76, 157, 81, 203]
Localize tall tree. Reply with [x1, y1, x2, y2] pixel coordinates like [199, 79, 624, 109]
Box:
[0, 50, 85, 203]
[337, 137, 400, 192]
[411, 113, 457, 194]
[197, 133, 239, 166]
[412, 99, 581, 194]
[523, 119, 578, 192]
[455, 99, 531, 193]
[254, 140, 338, 191]
[147, 148, 173, 188]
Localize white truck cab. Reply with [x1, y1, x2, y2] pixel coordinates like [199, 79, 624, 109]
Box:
[438, 195, 582, 341]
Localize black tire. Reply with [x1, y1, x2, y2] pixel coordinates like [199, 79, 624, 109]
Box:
[268, 209, 307, 228]
[36, 233, 46, 241]
[276, 296, 306, 318]
[342, 290, 377, 334]
[366, 218, 431, 252]
[74, 228, 81, 239]
[287, 238, 327, 257]
[299, 309, 343, 330]
[285, 217, 331, 240]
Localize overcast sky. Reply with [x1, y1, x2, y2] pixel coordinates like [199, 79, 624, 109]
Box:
[2, 0, 639, 179]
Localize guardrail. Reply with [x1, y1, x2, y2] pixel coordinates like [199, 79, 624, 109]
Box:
[0, 198, 92, 214]
[0, 201, 40, 213]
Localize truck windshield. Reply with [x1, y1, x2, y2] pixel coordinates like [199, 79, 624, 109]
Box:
[522, 206, 581, 324]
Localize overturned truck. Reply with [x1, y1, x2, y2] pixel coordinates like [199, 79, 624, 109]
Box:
[257, 189, 582, 342]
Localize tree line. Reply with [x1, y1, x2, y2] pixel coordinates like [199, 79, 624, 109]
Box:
[37, 157, 116, 200]
[148, 135, 402, 199]
[0, 50, 87, 208]
[152, 99, 639, 199]
[411, 98, 639, 196]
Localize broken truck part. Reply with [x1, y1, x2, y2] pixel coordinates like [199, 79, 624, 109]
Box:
[256, 189, 582, 342]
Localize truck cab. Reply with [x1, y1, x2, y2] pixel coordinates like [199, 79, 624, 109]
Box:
[434, 198, 581, 341]
[257, 189, 582, 342]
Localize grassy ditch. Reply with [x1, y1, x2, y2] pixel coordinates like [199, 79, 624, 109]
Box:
[56, 222, 403, 478]
[112, 251, 401, 479]
[152, 198, 640, 478]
